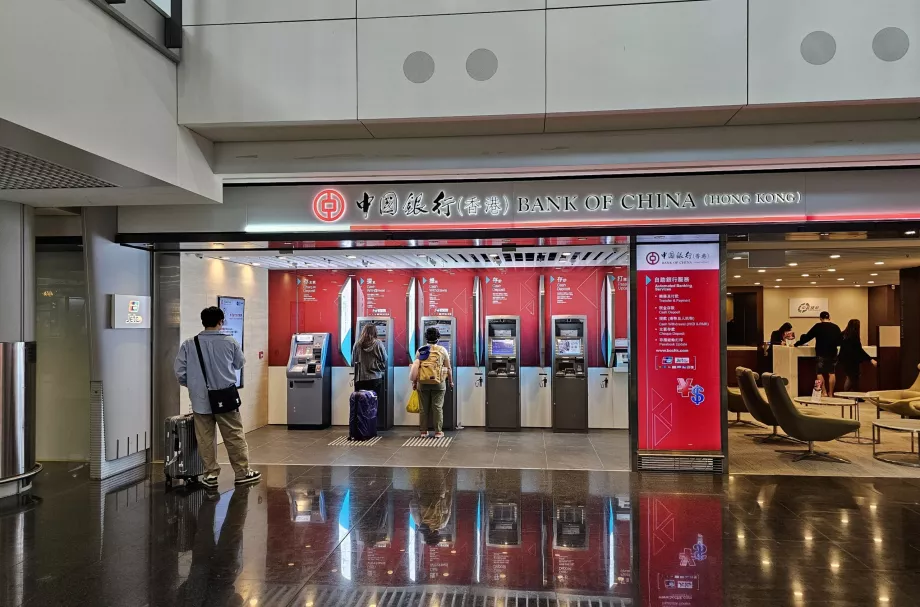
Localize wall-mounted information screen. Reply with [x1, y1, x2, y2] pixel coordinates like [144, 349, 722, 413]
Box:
[218, 296, 245, 388]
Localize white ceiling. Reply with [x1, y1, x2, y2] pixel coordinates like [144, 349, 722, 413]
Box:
[200, 245, 629, 270]
[728, 237, 920, 289]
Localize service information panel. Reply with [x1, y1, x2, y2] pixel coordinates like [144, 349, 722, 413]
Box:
[637, 243, 721, 452]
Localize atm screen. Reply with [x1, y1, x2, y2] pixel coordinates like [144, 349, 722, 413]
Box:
[560, 329, 579, 338]
[491, 338, 515, 356]
[434, 324, 452, 336]
[375, 325, 386, 337]
[556, 339, 582, 356]
[295, 344, 310, 358]
[493, 329, 512, 337]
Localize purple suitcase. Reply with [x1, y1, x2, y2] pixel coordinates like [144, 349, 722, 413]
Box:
[349, 390, 378, 440]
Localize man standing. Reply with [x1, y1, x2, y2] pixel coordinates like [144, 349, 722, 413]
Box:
[175, 306, 262, 488]
[795, 311, 843, 397]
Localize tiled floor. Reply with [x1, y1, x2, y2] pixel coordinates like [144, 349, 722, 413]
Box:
[218, 425, 632, 471]
[728, 403, 920, 477]
[4, 463, 920, 606]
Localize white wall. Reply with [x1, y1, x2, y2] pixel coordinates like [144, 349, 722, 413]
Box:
[763, 287, 869, 344]
[180, 256, 270, 432]
[0, 0, 219, 202]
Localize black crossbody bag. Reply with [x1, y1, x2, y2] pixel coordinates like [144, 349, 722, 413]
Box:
[194, 336, 242, 414]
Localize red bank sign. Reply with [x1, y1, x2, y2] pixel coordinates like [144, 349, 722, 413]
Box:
[637, 243, 722, 453]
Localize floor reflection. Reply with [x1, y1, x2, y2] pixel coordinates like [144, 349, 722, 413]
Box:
[3, 463, 920, 606]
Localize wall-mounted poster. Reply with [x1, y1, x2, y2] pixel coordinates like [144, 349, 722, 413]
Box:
[218, 296, 245, 388]
[788, 297, 828, 318]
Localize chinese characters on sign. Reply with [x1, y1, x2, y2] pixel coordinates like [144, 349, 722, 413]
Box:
[637, 243, 722, 453]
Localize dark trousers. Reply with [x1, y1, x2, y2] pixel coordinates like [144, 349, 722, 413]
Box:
[355, 378, 384, 405]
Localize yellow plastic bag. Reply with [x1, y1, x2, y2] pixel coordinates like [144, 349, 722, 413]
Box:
[406, 390, 420, 414]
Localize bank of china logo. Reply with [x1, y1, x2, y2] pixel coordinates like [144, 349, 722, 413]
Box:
[798, 302, 820, 314]
[312, 189, 346, 223]
[646, 251, 660, 265]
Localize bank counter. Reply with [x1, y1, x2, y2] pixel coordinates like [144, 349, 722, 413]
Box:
[773, 345, 879, 397]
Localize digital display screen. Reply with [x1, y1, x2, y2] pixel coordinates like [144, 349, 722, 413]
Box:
[297, 335, 314, 344]
[560, 329, 579, 338]
[375, 325, 386, 337]
[295, 344, 310, 358]
[556, 339, 582, 356]
[490, 338, 515, 356]
[493, 329, 512, 337]
[434, 324, 452, 336]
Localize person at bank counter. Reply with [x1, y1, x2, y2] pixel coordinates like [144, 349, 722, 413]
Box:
[352, 323, 388, 404]
[795, 311, 842, 397]
[838, 319, 877, 392]
[410, 326, 454, 439]
[770, 322, 795, 346]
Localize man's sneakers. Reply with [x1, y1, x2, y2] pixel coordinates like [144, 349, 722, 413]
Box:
[199, 474, 219, 488]
[199, 469, 262, 488]
[235, 469, 262, 486]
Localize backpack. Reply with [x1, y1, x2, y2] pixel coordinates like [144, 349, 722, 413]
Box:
[417, 345, 446, 385]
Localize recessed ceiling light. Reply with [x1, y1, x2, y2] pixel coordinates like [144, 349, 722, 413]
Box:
[562, 252, 572, 256]
[776, 278, 783, 282]
[856, 284, 862, 288]
[417, 254, 427, 258]
[252, 263, 261, 267]
[733, 275, 741, 279]
[830, 254, 841, 259]
[828, 268, 836, 272]
[757, 269, 766, 273]
[774, 285, 780, 289]
[345, 255, 357, 259]
[801, 274, 810, 277]
[727, 292, 733, 296]
[489, 253, 499, 258]
[810, 281, 817, 285]
[788, 262, 798, 267]
[906, 231, 917, 236]
[870, 273, 878, 276]
[820, 232, 830, 236]
[213, 242, 224, 247]
[220, 256, 229, 260]
[754, 282, 761, 286]
[875, 261, 885, 265]
[837, 277, 844, 281]
[733, 256, 743, 260]
[868, 281, 875, 284]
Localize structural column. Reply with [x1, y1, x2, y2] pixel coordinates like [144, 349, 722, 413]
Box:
[0, 200, 37, 499]
[0, 201, 34, 343]
[899, 267, 920, 387]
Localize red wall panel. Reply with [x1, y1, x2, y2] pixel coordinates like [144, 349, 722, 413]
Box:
[269, 266, 628, 369]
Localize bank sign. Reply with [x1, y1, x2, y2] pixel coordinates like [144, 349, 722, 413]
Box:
[234, 173, 807, 233]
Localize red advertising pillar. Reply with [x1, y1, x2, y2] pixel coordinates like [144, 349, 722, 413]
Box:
[631, 237, 727, 473]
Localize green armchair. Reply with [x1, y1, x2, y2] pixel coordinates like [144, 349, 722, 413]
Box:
[763, 372, 860, 463]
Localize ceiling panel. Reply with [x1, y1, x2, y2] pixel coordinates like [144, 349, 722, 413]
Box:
[200, 244, 629, 270]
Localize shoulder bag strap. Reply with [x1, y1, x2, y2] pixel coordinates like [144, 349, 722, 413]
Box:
[193, 336, 212, 390]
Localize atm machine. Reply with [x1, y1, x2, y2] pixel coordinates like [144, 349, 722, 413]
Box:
[551, 316, 589, 432]
[286, 333, 332, 429]
[485, 315, 521, 431]
[356, 317, 395, 430]
[420, 316, 457, 430]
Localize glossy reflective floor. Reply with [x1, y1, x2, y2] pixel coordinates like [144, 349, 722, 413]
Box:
[4, 464, 920, 606]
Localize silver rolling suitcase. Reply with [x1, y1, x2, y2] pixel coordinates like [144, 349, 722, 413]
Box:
[164, 413, 204, 487]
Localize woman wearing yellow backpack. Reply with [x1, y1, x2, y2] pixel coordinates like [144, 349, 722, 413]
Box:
[410, 326, 454, 438]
